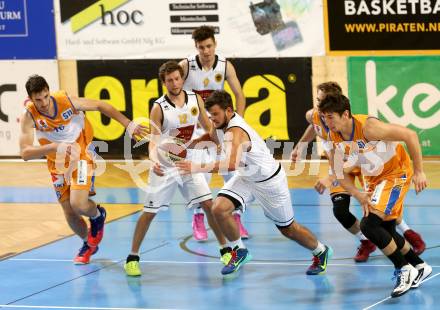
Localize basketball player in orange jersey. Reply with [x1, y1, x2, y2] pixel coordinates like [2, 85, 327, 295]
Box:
[291, 82, 425, 262]
[179, 25, 249, 241]
[318, 93, 431, 298]
[19, 75, 148, 264]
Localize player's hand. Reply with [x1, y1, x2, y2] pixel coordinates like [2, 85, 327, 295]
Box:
[290, 147, 299, 162]
[152, 162, 164, 176]
[175, 160, 193, 175]
[412, 171, 427, 194]
[355, 191, 373, 217]
[127, 121, 150, 142]
[314, 176, 332, 195]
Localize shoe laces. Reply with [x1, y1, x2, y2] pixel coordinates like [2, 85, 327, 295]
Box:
[78, 243, 90, 256]
[310, 256, 320, 268]
[194, 214, 204, 229]
[392, 269, 405, 288]
[226, 250, 238, 266]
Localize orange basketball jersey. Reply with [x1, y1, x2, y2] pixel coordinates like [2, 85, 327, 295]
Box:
[311, 109, 330, 140]
[328, 114, 412, 219]
[25, 91, 94, 171]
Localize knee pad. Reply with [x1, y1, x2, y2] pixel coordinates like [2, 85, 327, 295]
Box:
[382, 220, 405, 249]
[360, 214, 392, 250]
[331, 194, 356, 230]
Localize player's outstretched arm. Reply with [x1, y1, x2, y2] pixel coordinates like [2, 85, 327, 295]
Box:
[178, 59, 189, 81]
[226, 61, 245, 116]
[19, 111, 58, 161]
[291, 109, 316, 162]
[70, 96, 149, 141]
[363, 117, 427, 193]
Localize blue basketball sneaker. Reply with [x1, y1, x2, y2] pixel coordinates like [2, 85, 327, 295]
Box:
[306, 245, 333, 275]
[221, 247, 252, 275]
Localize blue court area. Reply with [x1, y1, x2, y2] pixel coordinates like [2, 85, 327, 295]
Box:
[1, 188, 439, 310]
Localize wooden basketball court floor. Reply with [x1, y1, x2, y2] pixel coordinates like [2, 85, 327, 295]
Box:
[0, 160, 439, 310]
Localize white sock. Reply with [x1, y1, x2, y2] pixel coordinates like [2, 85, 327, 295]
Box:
[356, 231, 368, 241]
[130, 252, 139, 257]
[219, 244, 228, 249]
[193, 206, 204, 215]
[397, 220, 410, 234]
[312, 241, 326, 256]
[90, 208, 101, 220]
[229, 238, 245, 249]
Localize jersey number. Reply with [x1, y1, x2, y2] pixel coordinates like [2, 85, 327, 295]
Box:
[178, 114, 188, 124]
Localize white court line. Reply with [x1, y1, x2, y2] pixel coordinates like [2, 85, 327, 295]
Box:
[0, 306, 179, 310]
[362, 272, 440, 310]
[8, 258, 440, 268]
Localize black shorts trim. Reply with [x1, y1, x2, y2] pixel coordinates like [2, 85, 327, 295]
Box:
[218, 192, 243, 211]
[256, 163, 281, 183]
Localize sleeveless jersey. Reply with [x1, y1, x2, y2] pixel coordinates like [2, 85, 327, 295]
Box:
[328, 114, 412, 185]
[25, 91, 93, 163]
[183, 54, 227, 101]
[156, 90, 200, 145]
[217, 113, 279, 182]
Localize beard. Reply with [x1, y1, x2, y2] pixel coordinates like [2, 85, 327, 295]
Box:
[216, 114, 228, 130]
[168, 88, 182, 97]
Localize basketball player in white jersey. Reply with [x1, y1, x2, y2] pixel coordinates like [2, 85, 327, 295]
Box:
[124, 61, 227, 276]
[179, 25, 248, 241]
[177, 90, 332, 275]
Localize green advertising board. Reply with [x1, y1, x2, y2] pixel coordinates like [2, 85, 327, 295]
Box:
[348, 56, 440, 156]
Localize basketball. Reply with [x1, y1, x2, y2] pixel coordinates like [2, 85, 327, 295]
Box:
[157, 140, 188, 165]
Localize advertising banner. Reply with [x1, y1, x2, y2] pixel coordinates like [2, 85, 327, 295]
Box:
[76, 58, 312, 156]
[0, 60, 59, 156]
[55, 0, 324, 59]
[325, 0, 440, 55]
[348, 56, 440, 155]
[0, 0, 56, 59]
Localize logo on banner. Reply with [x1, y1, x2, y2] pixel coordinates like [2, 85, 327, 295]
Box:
[0, 0, 28, 37]
[0, 84, 17, 122]
[59, 0, 143, 33]
[348, 56, 440, 155]
[365, 60, 440, 130]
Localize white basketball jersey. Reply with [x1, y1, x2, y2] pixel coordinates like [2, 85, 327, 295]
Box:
[156, 90, 200, 145]
[217, 113, 279, 182]
[183, 54, 227, 101]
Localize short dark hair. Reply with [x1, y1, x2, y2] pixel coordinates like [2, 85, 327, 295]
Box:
[317, 81, 342, 96]
[318, 93, 352, 117]
[205, 90, 233, 110]
[25, 75, 49, 97]
[158, 60, 184, 82]
[192, 25, 216, 43]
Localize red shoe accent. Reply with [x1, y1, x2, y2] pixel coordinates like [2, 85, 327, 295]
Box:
[88, 206, 106, 247]
[354, 240, 376, 262]
[74, 244, 98, 265]
[404, 229, 426, 255]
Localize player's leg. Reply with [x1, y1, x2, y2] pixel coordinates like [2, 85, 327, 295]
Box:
[396, 217, 426, 255]
[212, 175, 254, 274]
[192, 170, 212, 241]
[222, 171, 249, 239]
[362, 176, 419, 297]
[254, 168, 332, 275]
[330, 173, 376, 262]
[124, 172, 176, 276]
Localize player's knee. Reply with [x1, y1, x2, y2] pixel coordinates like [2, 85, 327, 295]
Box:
[360, 214, 392, 249]
[331, 194, 356, 230]
[212, 197, 232, 218]
[277, 221, 299, 240]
